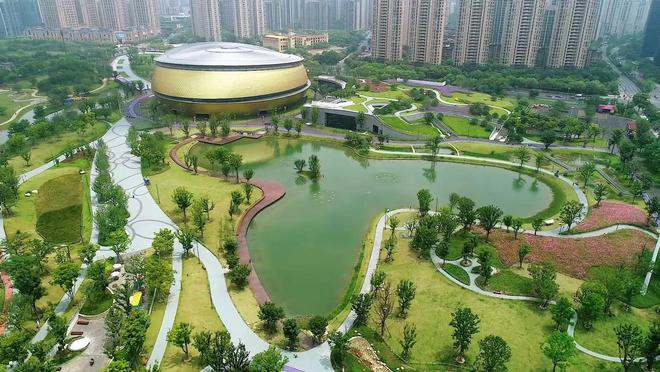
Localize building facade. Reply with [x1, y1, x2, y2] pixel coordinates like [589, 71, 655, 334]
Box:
[38, 0, 80, 28]
[191, 0, 221, 41]
[454, 0, 494, 64]
[500, 0, 545, 66]
[408, 0, 447, 64]
[128, 0, 160, 32]
[262, 31, 328, 51]
[547, 0, 599, 68]
[641, 0, 660, 57]
[233, 0, 265, 38]
[370, 0, 404, 61]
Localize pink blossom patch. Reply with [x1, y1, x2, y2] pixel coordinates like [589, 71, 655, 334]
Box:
[574, 201, 648, 233]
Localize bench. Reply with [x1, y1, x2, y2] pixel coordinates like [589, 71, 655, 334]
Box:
[76, 320, 90, 325]
[70, 331, 83, 336]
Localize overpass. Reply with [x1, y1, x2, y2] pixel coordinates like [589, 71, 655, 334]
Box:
[315, 75, 347, 89]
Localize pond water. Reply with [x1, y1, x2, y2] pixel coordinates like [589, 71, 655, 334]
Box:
[192, 138, 554, 316]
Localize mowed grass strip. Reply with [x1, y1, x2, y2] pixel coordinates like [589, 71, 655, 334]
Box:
[35, 173, 84, 244]
[442, 116, 491, 139]
[379, 115, 438, 137]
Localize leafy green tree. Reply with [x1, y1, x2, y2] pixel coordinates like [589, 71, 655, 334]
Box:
[375, 281, 394, 336]
[109, 230, 129, 263]
[531, 218, 543, 235]
[2, 255, 45, 325]
[478, 249, 493, 284]
[308, 154, 321, 180]
[642, 321, 660, 371]
[614, 323, 644, 372]
[396, 280, 416, 318]
[175, 227, 196, 256]
[436, 208, 459, 242]
[0, 166, 19, 213]
[529, 262, 558, 306]
[351, 293, 373, 325]
[457, 197, 477, 230]
[400, 323, 417, 361]
[250, 346, 288, 372]
[152, 228, 175, 257]
[167, 322, 194, 359]
[384, 236, 396, 262]
[48, 314, 68, 346]
[477, 205, 503, 241]
[388, 216, 400, 238]
[551, 297, 574, 331]
[171, 187, 194, 221]
[328, 331, 350, 368]
[86, 261, 108, 301]
[80, 242, 98, 265]
[192, 201, 207, 237]
[105, 361, 131, 372]
[229, 264, 251, 289]
[426, 135, 443, 159]
[308, 316, 328, 343]
[502, 215, 513, 232]
[559, 200, 582, 232]
[514, 146, 531, 167]
[541, 131, 556, 150]
[517, 243, 531, 268]
[294, 159, 306, 172]
[476, 335, 511, 372]
[228, 153, 243, 183]
[283, 319, 299, 350]
[449, 307, 480, 363]
[576, 281, 607, 330]
[535, 153, 545, 171]
[243, 183, 254, 203]
[51, 263, 80, 300]
[145, 255, 174, 302]
[198, 195, 215, 219]
[409, 216, 438, 258]
[118, 310, 150, 366]
[416, 189, 433, 216]
[542, 331, 576, 372]
[511, 218, 523, 239]
[578, 162, 596, 187]
[258, 302, 285, 333]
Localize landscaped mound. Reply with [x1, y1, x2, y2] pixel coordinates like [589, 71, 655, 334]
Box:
[36, 173, 83, 244]
[490, 229, 655, 278]
[573, 201, 648, 233]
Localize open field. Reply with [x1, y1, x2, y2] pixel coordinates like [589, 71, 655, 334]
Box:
[379, 115, 438, 137]
[441, 116, 491, 138]
[35, 173, 84, 243]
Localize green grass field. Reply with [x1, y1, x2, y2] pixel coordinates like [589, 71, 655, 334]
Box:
[379, 115, 438, 137]
[442, 116, 491, 138]
[0, 90, 28, 123]
[35, 173, 84, 243]
[442, 263, 470, 285]
[446, 92, 515, 110]
[359, 89, 409, 100]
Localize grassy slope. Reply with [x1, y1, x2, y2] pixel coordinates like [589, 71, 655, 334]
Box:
[379, 115, 438, 137]
[442, 116, 491, 138]
[0, 91, 27, 123]
[35, 173, 84, 243]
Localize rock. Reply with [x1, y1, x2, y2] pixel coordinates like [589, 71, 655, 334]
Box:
[24, 192, 31, 197]
[347, 336, 391, 372]
[31, 190, 38, 194]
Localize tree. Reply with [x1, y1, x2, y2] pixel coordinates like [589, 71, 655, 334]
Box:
[294, 159, 306, 172]
[388, 216, 400, 238]
[457, 197, 477, 230]
[514, 146, 531, 167]
[518, 243, 531, 268]
[0, 166, 19, 213]
[191, 201, 207, 237]
[449, 307, 480, 363]
[49, 314, 68, 347]
[396, 280, 416, 318]
[51, 263, 80, 300]
[258, 302, 284, 333]
[417, 189, 433, 216]
[437, 209, 459, 241]
[181, 120, 191, 137]
[283, 117, 293, 134]
[576, 281, 607, 330]
[630, 179, 646, 203]
[243, 168, 254, 182]
[609, 128, 624, 153]
[399, 323, 417, 361]
[535, 153, 544, 171]
[435, 241, 450, 265]
[531, 218, 543, 235]
[477, 205, 503, 241]
[20, 150, 31, 166]
[109, 230, 129, 263]
[551, 297, 574, 331]
[502, 215, 513, 232]
[229, 264, 251, 289]
[529, 262, 558, 306]
[477, 250, 493, 284]
[250, 346, 288, 372]
[375, 281, 394, 336]
[227, 343, 250, 371]
[426, 135, 443, 159]
[116, 310, 150, 366]
[228, 153, 243, 183]
[167, 322, 194, 359]
[80, 242, 98, 265]
[615, 323, 643, 372]
[171, 187, 193, 221]
[243, 183, 254, 203]
[308, 316, 328, 343]
[308, 154, 321, 180]
[511, 218, 523, 239]
[542, 331, 576, 372]
[645, 196, 659, 225]
[328, 331, 350, 367]
[384, 236, 396, 262]
[351, 293, 373, 326]
[423, 111, 435, 125]
[409, 216, 438, 258]
[198, 196, 215, 220]
[356, 111, 366, 129]
[145, 255, 174, 302]
[371, 270, 386, 293]
[541, 131, 556, 150]
[283, 319, 299, 350]
[175, 227, 196, 256]
[578, 162, 596, 187]
[476, 335, 511, 372]
[559, 200, 582, 232]
[152, 228, 175, 257]
[642, 321, 660, 371]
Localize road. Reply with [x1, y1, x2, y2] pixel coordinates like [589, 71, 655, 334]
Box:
[601, 45, 640, 103]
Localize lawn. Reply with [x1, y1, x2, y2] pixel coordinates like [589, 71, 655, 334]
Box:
[0, 90, 30, 123]
[477, 270, 533, 296]
[441, 116, 491, 139]
[445, 92, 515, 110]
[359, 89, 408, 100]
[7, 121, 108, 173]
[489, 229, 656, 279]
[79, 289, 112, 315]
[572, 200, 649, 233]
[160, 258, 226, 372]
[545, 148, 619, 169]
[379, 115, 438, 137]
[35, 173, 84, 243]
[442, 263, 470, 285]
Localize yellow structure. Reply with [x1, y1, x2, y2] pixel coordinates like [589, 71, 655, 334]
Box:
[151, 42, 310, 116]
[262, 32, 329, 52]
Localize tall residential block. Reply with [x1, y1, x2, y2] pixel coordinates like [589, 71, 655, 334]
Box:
[0, 0, 21, 37]
[370, 0, 404, 61]
[233, 0, 265, 38]
[408, 0, 447, 64]
[191, 0, 221, 41]
[454, 0, 494, 64]
[547, 0, 599, 68]
[75, 0, 100, 27]
[595, 0, 651, 38]
[38, 0, 80, 28]
[129, 0, 160, 32]
[641, 0, 660, 57]
[500, 0, 545, 66]
[97, 0, 130, 30]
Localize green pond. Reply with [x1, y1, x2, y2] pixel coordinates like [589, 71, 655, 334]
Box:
[190, 138, 554, 316]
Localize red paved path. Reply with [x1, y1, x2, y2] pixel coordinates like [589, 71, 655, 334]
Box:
[0, 271, 13, 335]
[170, 136, 285, 304]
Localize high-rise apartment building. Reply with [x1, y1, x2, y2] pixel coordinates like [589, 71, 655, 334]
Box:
[97, 0, 129, 30]
[489, 0, 510, 61]
[233, 0, 265, 38]
[75, 0, 100, 27]
[191, 0, 221, 41]
[303, 0, 329, 29]
[129, 0, 160, 32]
[595, 0, 651, 39]
[370, 0, 404, 61]
[38, 0, 80, 28]
[454, 0, 494, 64]
[0, 0, 21, 37]
[641, 0, 660, 57]
[547, 0, 599, 68]
[536, 0, 557, 65]
[408, 0, 447, 64]
[500, 0, 545, 66]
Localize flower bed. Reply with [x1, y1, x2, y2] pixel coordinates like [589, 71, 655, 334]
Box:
[489, 229, 656, 279]
[573, 201, 648, 233]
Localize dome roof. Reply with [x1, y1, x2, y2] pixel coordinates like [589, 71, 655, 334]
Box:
[155, 42, 304, 68]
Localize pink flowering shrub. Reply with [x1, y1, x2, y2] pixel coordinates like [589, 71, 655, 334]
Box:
[490, 229, 655, 279]
[573, 201, 648, 233]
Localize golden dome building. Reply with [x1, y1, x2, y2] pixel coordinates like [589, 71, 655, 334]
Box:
[151, 42, 310, 116]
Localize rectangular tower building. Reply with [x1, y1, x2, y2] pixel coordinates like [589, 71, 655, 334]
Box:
[641, 0, 660, 57]
[547, 0, 599, 68]
[38, 0, 80, 28]
[500, 0, 545, 66]
[191, 0, 221, 41]
[370, 0, 404, 61]
[409, 0, 447, 64]
[233, 0, 265, 38]
[454, 0, 494, 65]
[129, 0, 160, 32]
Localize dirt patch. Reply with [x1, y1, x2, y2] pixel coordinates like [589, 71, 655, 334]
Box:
[348, 336, 391, 372]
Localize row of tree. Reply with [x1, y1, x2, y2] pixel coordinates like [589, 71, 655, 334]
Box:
[93, 140, 130, 248]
